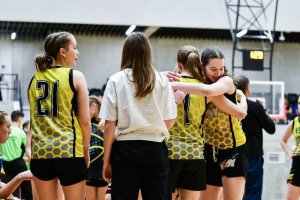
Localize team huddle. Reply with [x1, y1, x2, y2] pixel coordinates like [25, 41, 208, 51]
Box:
[1, 30, 299, 200]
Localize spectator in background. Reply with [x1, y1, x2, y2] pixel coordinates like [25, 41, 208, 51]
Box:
[287, 94, 299, 121]
[89, 88, 104, 103]
[23, 120, 30, 134]
[235, 75, 275, 200]
[285, 96, 293, 123]
[0, 110, 32, 199]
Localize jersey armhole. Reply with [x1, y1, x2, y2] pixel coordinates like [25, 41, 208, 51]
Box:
[292, 118, 296, 132]
[27, 74, 35, 103]
[69, 69, 76, 93]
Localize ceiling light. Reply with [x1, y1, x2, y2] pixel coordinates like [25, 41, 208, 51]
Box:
[125, 25, 136, 36]
[11, 32, 16, 40]
[236, 29, 248, 38]
[279, 31, 285, 41]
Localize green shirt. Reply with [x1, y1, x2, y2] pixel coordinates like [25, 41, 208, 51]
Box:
[0, 127, 26, 161]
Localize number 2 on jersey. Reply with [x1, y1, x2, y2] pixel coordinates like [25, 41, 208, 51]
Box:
[36, 80, 59, 117]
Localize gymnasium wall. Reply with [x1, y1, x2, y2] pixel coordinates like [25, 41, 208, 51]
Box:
[0, 36, 299, 106]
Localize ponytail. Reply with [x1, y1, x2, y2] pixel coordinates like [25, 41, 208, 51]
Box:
[35, 54, 54, 71]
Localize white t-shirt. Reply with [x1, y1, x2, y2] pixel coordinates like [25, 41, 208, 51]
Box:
[100, 68, 177, 142]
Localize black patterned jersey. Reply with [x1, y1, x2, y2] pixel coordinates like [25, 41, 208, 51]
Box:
[90, 120, 104, 163]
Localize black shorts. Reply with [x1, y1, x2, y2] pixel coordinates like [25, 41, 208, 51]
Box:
[87, 157, 105, 180]
[111, 140, 170, 200]
[30, 157, 87, 186]
[287, 156, 300, 186]
[169, 159, 206, 192]
[86, 178, 108, 187]
[204, 143, 223, 187]
[86, 155, 107, 187]
[204, 143, 248, 187]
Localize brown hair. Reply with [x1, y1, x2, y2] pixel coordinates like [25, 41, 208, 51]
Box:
[0, 111, 8, 126]
[121, 32, 155, 98]
[35, 32, 73, 71]
[177, 45, 206, 83]
[234, 75, 249, 94]
[201, 46, 229, 82]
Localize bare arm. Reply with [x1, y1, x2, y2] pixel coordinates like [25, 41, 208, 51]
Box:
[102, 120, 116, 183]
[73, 70, 91, 167]
[208, 91, 247, 120]
[0, 170, 32, 198]
[164, 90, 185, 129]
[171, 76, 234, 97]
[280, 120, 294, 159]
[164, 119, 176, 129]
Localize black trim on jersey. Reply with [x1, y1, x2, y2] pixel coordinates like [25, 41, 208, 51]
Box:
[27, 75, 35, 103]
[225, 90, 237, 148]
[69, 69, 78, 115]
[184, 94, 191, 125]
[229, 115, 237, 148]
[69, 69, 76, 94]
[47, 66, 63, 69]
[199, 97, 207, 137]
[69, 69, 77, 157]
[224, 90, 236, 103]
[181, 75, 194, 79]
[292, 118, 296, 132]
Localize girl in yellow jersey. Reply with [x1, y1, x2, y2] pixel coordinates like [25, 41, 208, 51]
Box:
[280, 114, 300, 200]
[168, 46, 247, 200]
[28, 32, 91, 200]
[171, 46, 248, 200]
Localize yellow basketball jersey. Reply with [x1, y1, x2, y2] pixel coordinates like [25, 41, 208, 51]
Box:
[203, 91, 246, 149]
[28, 67, 83, 159]
[167, 76, 206, 160]
[292, 117, 300, 155]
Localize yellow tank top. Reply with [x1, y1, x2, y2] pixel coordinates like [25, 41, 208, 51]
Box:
[167, 76, 206, 159]
[203, 91, 246, 149]
[28, 67, 83, 159]
[292, 117, 300, 155]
